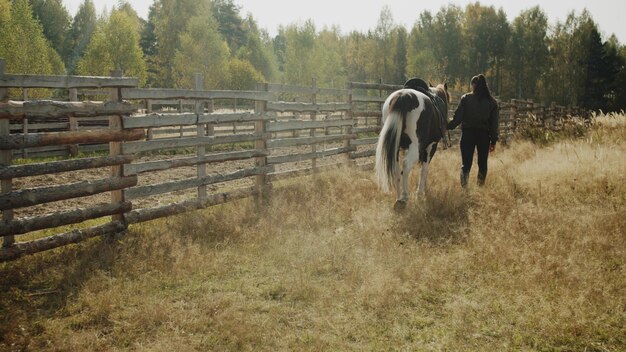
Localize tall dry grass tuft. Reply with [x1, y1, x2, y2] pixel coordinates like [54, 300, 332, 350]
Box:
[0, 114, 624, 351]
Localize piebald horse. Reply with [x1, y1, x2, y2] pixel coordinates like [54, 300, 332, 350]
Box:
[375, 81, 450, 208]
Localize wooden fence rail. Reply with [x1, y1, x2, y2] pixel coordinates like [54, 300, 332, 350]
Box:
[0, 61, 589, 261]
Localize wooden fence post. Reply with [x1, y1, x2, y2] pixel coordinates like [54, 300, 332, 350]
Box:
[310, 78, 318, 171]
[205, 90, 214, 144]
[21, 89, 28, 158]
[68, 88, 79, 157]
[528, 100, 535, 126]
[0, 59, 14, 248]
[511, 99, 518, 134]
[254, 82, 269, 203]
[549, 102, 557, 129]
[195, 73, 207, 201]
[109, 70, 126, 227]
[145, 99, 153, 140]
[345, 81, 354, 163]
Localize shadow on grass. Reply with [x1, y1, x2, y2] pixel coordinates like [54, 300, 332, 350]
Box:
[0, 236, 123, 348]
[390, 187, 472, 246]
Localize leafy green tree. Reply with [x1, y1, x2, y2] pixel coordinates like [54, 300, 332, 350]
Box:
[282, 21, 317, 85]
[545, 10, 603, 106]
[545, 13, 577, 105]
[314, 27, 347, 87]
[64, 0, 96, 73]
[30, 0, 70, 53]
[212, 0, 247, 52]
[225, 58, 264, 90]
[613, 45, 626, 111]
[140, 3, 158, 87]
[343, 31, 370, 82]
[578, 26, 607, 110]
[76, 7, 146, 83]
[372, 6, 395, 82]
[490, 9, 510, 95]
[407, 11, 441, 81]
[568, 11, 597, 106]
[507, 6, 549, 100]
[575, 30, 622, 111]
[462, 3, 510, 94]
[153, 0, 211, 87]
[272, 29, 287, 74]
[173, 14, 230, 89]
[236, 16, 277, 82]
[391, 26, 408, 84]
[0, 0, 9, 24]
[431, 5, 465, 82]
[0, 0, 63, 74]
[0, 0, 64, 97]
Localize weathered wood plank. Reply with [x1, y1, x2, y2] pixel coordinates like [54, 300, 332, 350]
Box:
[197, 112, 276, 124]
[266, 102, 350, 112]
[0, 100, 136, 119]
[0, 221, 126, 262]
[350, 95, 387, 103]
[0, 106, 13, 247]
[267, 147, 354, 165]
[0, 74, 138, 89]
[350, 149, 376, 159]
[124, 112, 275, 129]
[13, 147, 68, 159]
[353, 111, 382, 118]
[122, 133, 265, 154]
[124, 149, 268, 175]
[353, 126, 381, 134]
[267, 134, 354, 148]
[348, 82, 401, 90]
[351, 137, 378, 146]
[121, 88, 275, 101]
[0, 176, 137, 210]
[267, 83, 347, 96]
[267, 119, 354, 132]
[0, 155, 133, 179]
[268, 162, 350, 182]
[10, 122, 68, 130]
[0, 128, 145, 149]
[125, 166, 272, 200]
[0, 202, 131, 236]
[126, 186, 257, 224]
[123, 113, 198, 128]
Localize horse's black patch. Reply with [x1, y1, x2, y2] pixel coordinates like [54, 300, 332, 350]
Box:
[416, 98, 442, 163]
[400, 133, 411, 149]
[392, 91, 420, 113]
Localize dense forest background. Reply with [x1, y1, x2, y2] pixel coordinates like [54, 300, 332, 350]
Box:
[1, 0, 625, 111]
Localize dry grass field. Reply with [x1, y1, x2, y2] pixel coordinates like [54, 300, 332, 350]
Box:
[1, 114, 624, 351]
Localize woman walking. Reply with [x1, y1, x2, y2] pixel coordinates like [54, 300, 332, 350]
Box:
[447, 74, 499, 187]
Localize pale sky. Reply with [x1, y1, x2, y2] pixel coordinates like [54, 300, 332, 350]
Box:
[64, 0, 626, 43]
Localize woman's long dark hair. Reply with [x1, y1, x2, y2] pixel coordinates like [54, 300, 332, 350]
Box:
[471, 74, 494, 101]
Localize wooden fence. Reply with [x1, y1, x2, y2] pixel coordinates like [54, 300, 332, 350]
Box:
[0, 62, 587, 261]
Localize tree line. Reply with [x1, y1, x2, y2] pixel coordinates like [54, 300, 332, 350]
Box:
[1, 0, 625, 111]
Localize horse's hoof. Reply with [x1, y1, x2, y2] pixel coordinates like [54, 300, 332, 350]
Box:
[394, 200, 408, 210]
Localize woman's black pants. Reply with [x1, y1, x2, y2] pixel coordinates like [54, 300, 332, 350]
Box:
[459, 128, 490, 186]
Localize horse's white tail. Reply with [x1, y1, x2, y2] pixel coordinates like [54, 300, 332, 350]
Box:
[375, 99, 403, 193]
[375, 91, 420, 193]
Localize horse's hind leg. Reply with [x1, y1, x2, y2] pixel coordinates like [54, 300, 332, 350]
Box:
[400, 143, 420, 201]
[393, 161, 403, 202]
[417, 142, 437, 195]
